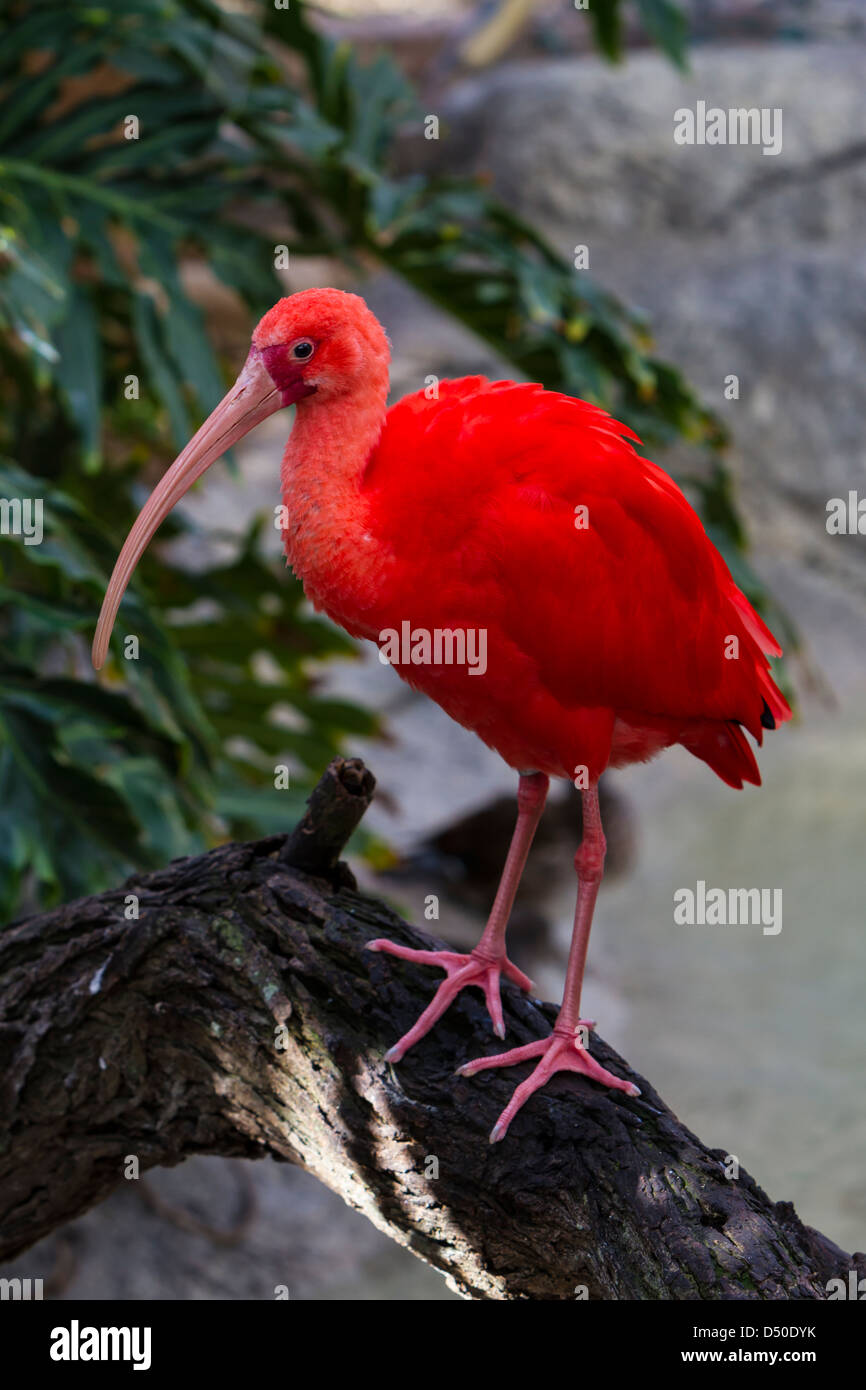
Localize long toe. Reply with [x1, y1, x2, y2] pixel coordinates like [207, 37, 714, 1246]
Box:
[565, 1045, 641, 1098]
[482, 968, 506, 1039]
[368, 938, 530, 1059]
[501, 958, 535, 993]
[366, 940, 467, 970]
[457, 1037, 549, 1078]
[457, 1032, 640, 1143]
[383, 970, 468, 1062]
[488, 1047, 564, 1142]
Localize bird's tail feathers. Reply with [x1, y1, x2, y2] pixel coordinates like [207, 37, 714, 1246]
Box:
[679, 719, 762, 789]
[728, 585, 793, 735]
[756, 664, 792, 728]
[730, 587, 782, 658]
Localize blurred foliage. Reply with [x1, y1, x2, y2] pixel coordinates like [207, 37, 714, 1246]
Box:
[0, 451, 373, 913]
[588, 0, 690, 70]
[0, 0, 787, 919]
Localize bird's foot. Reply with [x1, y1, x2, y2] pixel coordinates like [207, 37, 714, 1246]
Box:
[457, 1022, 640, 1143]
[365, 938, 534, 1063]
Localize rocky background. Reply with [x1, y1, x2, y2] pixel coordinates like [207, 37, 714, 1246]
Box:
[6, 0, 865, 1300]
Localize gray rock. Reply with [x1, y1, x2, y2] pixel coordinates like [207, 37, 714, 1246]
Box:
[434, 44, 866, 248]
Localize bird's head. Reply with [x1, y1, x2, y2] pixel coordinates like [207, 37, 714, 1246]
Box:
[91, 287, 389, 670]
[252, 286, 390, 402]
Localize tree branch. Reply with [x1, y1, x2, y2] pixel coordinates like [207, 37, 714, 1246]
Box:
[0, 758, 861, 1299]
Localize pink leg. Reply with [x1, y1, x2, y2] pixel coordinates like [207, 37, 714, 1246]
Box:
[459, 781, 640, 1142]
[366, 771, 549, 1062]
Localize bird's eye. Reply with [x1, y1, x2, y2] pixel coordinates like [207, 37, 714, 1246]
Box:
[291, 339, 315, 361]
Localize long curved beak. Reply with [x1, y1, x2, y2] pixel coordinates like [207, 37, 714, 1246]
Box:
[92, 350, 291, 671]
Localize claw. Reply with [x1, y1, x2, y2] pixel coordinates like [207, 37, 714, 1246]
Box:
[367, 937, 529, 1061]
[464, 1029, 639, 1142]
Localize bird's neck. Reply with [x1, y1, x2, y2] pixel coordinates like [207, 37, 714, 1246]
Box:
[279, 376, 389, 635]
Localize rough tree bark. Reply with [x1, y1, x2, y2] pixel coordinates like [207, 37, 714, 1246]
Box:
[0, 758, 861, 1300]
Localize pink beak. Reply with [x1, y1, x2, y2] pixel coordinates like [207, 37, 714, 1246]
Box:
[92, 349, 302, 671]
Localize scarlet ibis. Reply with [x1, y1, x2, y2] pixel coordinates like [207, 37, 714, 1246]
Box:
[93, 288, 791, 1143]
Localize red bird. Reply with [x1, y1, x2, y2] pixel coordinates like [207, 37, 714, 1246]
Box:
[94, 288, 791, 1142]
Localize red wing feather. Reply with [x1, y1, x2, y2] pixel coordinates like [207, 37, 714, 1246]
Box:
[364, 378, 790, 778]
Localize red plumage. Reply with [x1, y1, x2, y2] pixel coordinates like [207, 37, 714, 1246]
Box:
[94, 289, 792, 1142]
[328, 375, 791, 788]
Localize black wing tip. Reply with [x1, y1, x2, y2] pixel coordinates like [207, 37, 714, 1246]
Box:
[760, 699, 776, 731]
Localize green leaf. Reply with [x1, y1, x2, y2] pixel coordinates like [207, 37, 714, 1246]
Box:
[131, 289, 191, 445]
[586, 0, 624, 62]
[54, 283, 102, 468]
[0, 703, 149, 864]
[634, 0, 690, 71]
